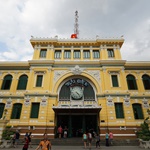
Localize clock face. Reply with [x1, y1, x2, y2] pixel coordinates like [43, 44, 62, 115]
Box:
[71, 86, 83, 100]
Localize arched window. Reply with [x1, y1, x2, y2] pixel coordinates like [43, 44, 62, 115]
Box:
[17, 75, 28, 90]
[0, 103, 5, 118]
[11, 103, 22, 119]
[1, 75, 12, 90]
[132, 103, 144, 119]
[59, 78, 95, 101]
[126, 74, 138, 90]
[142, 74, 150, 90]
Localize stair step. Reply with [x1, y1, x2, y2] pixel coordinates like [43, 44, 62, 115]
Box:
[20, 138, 139, 146]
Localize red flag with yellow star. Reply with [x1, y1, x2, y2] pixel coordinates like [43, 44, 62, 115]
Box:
[71, 34, 77, 38]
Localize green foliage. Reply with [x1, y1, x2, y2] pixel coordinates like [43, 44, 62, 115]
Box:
[2, 126, 15, 140]
[136, 118, 150, 141]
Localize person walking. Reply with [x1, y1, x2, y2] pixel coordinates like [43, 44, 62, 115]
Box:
[35, 137, 52, 150]
[15, 130, 20, 148]
[22, 136, 29, 150]
[95, 133, 100, 148]
[87, 131, 92, 150]
[28, 132, 32, 148]
[57, 125, 63, 138]
[83, 132, 87, 149]
[109, 131, 113, 145]
[24, 132, 28, 140]
[105, 132, 109, 146]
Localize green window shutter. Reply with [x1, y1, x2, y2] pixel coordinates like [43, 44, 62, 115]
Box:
[83, 50, 90, 58]
[112, 75, 119, 87]
[1, 75, 12, 90]
[93, 50, 100, 58]
[74, 50, 80, 58]
[115, 103, 124, 118]
[36, 75, 43, 87]
[0, 103, 5, 118]
[132, 104, 144, 119]
[127, 75, 138, 90]
[17, 75, 28, 90]
[55, 50, 61, 59]
[40, 49, 47, 58]
[30, 103, 40, 118]
[142, 75, 150, 90]
[64, 50, 71, 58]
[107, 49, 114, 57]
[11, 104, 22, 119]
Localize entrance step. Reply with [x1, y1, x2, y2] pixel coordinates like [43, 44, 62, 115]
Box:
[19, 138, 139, 146]
[50, 138, 139, 146]
[51, 138, 83, 146]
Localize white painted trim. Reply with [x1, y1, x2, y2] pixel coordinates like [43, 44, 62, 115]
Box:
[100, 134, 135, 136]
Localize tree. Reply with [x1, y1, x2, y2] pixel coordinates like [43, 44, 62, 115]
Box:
[2, 126, 15, 140]
[136, 117, 150, 141]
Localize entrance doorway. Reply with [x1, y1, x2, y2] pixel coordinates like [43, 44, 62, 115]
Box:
[72, 115, 82, 137]
[56, 114, 98, 138]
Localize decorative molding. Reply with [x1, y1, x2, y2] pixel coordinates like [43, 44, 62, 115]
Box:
[71, 65, 84, 75]
[24, 95, 31, 106]
[108, 71, 120, 74]
[142, 98, 149, 108]
[30, 67, 33, 73]
[41, 96, 48, 106]
[121, 67, 125, 72]
[48, 67, 52, 73]
[6, 98, 12, 108]
[102, 67, 106, 72]
[107, 95, 114, 106]
[34, 71, 45, 74]
[86, 70, 100, 82]
[124, 95, 130, 106]
[54, 70, 69, 82]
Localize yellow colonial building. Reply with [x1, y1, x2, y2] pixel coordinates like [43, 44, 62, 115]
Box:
[0, 36, 150, 140]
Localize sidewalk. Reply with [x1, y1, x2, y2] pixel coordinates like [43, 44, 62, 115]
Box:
[0, 145, 142, 150]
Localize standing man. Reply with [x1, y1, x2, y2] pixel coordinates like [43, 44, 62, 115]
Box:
[22, 136, 29, 150]
[15, 130, 20, 148]
[105, 132, 109, 146]
[95, 133, 100, 148]
[57, 126, 63, 138]
[35, 137, 51, 150]
[28, 132, 32, 148]
[109, 131, 113, 145]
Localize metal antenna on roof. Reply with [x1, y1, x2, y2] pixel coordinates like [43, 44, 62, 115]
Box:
[74, 10, 79, 38]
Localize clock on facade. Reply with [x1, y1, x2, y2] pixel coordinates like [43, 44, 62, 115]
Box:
[70, 86, 83, 100]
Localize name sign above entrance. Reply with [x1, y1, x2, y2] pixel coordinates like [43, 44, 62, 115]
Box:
[65, 78, 89, 87]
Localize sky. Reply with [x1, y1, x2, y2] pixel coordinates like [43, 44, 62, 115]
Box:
[0, 0, 150, 61]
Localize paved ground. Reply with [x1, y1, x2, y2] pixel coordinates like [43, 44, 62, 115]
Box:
[0, 145, 142, 150]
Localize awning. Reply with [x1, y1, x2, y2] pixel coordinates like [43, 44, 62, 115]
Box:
[52, 105, 102, 114]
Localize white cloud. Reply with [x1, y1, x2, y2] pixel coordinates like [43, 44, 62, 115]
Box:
[122, 18, 150, 60]
[0, 0, 150, 61]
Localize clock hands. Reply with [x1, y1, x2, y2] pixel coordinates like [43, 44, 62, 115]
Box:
[76, 91, 80, 96]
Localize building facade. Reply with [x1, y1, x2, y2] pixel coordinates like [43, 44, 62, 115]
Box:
[0, 36, 150, 139]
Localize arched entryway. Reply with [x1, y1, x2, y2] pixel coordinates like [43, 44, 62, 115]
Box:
[53, 77, 101, 138]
